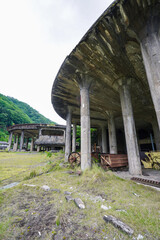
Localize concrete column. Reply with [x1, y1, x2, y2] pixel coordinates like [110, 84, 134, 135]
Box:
[101, 125, 107, 153]
[13, 135, 16, 151]
[15, 135, 19, 151]
[39, 128, 42, 136]
[152, 120, 160, 151]
[119, 81, 142, 175]
[19, 130, 24, 151]
[140, 18, 160, 129]
[30, 138, 34, 151]
[72, 123, 76, 152]
[37, 146, 40, 152]
[98, 129, 102, 147]
[80, 86, 91, 170]
[8, 132, 13, 151]
[26, 138, 29, 151]
[65, 109, 72, 162]
[108, 115, 117, 154]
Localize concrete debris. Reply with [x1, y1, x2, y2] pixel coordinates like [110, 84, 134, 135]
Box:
[74, 198, 85, 209]
[23, 184, 36, 187]
[64, 191, 72, 195]
[116, 209, 127, 213]
[90, 195, 105, 203]
[65, 195, 74, 202]
[103, 215, 134, 235]
[133, 193, 140, 197]
[51, 188, 60, 193]
[41, 185, 50, 191]
[78, 192, 105, 203]
[101, 205, 111, 210]
[0, 182, 19, 190]
[137, 234, 144, 240]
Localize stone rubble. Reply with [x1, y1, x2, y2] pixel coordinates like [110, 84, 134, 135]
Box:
[23, 184, 36, 187]
[65, 195, 74, 202]
[137, 234, 144, 240]
[103, 215, 134, 235]
[41, 185, 50, 191]
[64, 191, 72, 195]
[51, 188, 61, 193]
[101, 205, 111, 210]
[74, 198, 85, 209]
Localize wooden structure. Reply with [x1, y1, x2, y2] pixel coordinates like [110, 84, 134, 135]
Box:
[101, 154, 128, 170]
[68, 151, 128, 169]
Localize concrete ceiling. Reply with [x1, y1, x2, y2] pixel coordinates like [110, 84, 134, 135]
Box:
[51, 0, 158, 129]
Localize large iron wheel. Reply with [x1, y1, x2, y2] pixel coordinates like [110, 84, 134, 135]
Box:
[68, 152, 81, 167]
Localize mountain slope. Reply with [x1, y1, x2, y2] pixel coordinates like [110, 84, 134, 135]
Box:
[8, 96, 53, 124]
[0, 93, 56, 141]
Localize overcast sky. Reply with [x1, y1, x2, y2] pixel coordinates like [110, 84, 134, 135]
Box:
[0, 0, 113, 125]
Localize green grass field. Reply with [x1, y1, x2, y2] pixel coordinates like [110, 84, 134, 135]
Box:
[0, 152, 160, 239]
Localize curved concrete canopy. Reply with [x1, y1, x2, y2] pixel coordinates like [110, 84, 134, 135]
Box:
[51, 0, 159, 128]
[8, 124, 66, 138]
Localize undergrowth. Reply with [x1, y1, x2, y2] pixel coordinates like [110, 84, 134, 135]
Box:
[0, 152, 159, 240]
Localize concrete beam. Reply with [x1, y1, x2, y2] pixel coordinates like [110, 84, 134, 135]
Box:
[119, 80, 142, 175]
[65, 109, 72, 162]
[80, 86, 91, 170]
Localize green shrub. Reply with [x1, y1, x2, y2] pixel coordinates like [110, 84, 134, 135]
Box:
[24, 170, 37, 180]
[46, 151, 52, 158]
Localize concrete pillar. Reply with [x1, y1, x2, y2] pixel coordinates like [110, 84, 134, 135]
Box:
[98, 129, 102, 147]
[119, 80, 142, 175]
[13, 135, 16, 151]
[37, 146, 40, 152]
[39, 128, 42, 136]
[19, 130, 24, 151]
[15, 135, 19, 151]
[65, 109, 72, 162]
[72, 123, 76, 152]
[140, 18, 160, 129]
[108, 115, 117, 154]
[101, 125, 107, 153]
[26, 138, 29, 151]
[8, 132, 13, 151]
[80, 86, 91, 170]
[30, 138, 34, 151]
[152, 120, 160, 151]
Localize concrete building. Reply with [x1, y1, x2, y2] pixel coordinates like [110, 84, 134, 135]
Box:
[51, 0, 160, 175]
[7, 124, 65, 152]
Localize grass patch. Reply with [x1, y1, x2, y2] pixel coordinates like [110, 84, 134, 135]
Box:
[0, 220, 11, 239]
[0, 152, 159, 239]
[24, 170, 37, 180]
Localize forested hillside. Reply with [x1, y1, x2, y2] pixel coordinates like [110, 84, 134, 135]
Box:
[0, 93, 56, 141]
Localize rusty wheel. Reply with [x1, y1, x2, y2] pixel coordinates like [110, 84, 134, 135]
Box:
[68, 152, 81, 167]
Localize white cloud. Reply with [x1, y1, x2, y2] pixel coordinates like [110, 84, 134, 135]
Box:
[0, 0, 113, 125]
